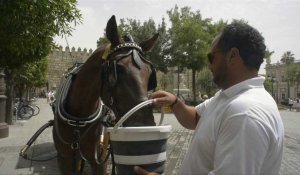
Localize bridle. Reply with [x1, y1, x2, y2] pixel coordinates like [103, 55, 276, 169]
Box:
[103, 42, 157, 90]
[101, 39, 157, 120]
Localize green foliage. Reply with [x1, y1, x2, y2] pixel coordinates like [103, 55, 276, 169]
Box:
[286, 64, 300, 86]
[196, 67, 218, 97]
[0, 0, 82, 69]
[264, 78, 272, 95]
[14, 57, 48, 88]
[167, 5, 213, 70]
[280, 51, 295, 65]
[157, 73, 169, 90]
[166, 5, 226, 100]
[97, 17, 169, 72]
[264, 48, 274, 64]
[1, 0, 82, 123]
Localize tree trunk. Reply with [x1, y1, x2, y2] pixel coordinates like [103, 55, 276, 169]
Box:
[177, 67, 180, 96]
[5, 70, 15, 125]
[192, 69, 196, 102]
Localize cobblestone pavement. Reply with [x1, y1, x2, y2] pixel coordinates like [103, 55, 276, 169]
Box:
[279, 110, 300, 175]
[0, 98, 299, 175]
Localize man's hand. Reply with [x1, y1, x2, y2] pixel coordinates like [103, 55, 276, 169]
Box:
[150, 90, 177, 107]
[134, 166, 159, 175]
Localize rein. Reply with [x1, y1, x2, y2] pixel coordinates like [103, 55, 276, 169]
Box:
[52, 63, 112, 174]
[55, 64, 104, 127]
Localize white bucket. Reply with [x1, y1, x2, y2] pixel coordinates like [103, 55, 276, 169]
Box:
[107, 125, 172, 175]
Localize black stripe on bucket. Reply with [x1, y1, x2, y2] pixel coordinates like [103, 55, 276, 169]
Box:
[111, 139, 167, 156]
[115, 161, 165, 175]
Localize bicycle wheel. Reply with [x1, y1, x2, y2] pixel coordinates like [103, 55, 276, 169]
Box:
[19, 106, 34, 119]
[32, 105, 40, 116]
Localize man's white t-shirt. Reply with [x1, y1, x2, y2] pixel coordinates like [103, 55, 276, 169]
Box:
[179, 77, 284, 175]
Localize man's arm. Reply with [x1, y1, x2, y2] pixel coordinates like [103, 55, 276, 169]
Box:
[151, 90, 199, 130]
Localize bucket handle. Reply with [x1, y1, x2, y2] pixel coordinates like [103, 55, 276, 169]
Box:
[113, 99, 165, 131]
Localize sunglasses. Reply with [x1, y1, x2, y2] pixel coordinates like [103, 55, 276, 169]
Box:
[207, 50, 223, 64]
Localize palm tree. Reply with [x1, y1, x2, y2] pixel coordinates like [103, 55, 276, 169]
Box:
[264, 49, 274, 65]
[281, 51, 295, 65]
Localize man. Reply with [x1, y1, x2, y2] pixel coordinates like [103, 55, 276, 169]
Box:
[135, 20, 284, 175]
[288, 98, 294, 111]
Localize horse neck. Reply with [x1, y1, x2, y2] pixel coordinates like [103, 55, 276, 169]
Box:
[65, 48, 105, 117]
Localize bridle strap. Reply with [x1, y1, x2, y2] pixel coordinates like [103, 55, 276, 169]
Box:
[109, 42, 143, 55]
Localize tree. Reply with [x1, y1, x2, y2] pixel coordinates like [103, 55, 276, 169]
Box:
[263, 78, 273, 96]
[167, 5, 223, 101]
[0, 0, 82, 124]
[264, 48, 274, 65]
[97, 17, 170, 73]
[286, 65, 300, 98]
[196, 67, 218, 98]
[281, 51, 295, 65]
[14, 58, 48, 100]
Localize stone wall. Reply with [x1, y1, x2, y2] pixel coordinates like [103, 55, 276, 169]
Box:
[47, 46, 93, 91]
[46, 46, 192, 97]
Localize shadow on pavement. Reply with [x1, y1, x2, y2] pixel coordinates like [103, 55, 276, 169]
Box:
[16, 142, 60, 174]
[16, 142, 95, 175]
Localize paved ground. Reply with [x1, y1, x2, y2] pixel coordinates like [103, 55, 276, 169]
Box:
[0, 98, 299, 175]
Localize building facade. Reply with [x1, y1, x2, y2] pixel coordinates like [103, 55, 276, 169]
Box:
[265, 60, 300, 103]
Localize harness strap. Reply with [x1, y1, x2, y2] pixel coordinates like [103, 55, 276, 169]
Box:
[71, 130, 82, 175]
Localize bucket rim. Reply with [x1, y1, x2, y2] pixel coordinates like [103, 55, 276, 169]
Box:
[107, 125, 172, 133]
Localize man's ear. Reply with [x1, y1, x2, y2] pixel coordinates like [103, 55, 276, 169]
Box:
[227, 47, 241, 64]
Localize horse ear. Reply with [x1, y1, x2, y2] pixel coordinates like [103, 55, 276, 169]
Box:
[106, 15, 120, 48]
[139, 33, 159, 52]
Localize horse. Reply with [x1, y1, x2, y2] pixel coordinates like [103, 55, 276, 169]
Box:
[52, 15, 159, 175]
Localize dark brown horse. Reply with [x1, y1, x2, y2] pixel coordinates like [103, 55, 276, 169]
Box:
[52, 15, 158, 174]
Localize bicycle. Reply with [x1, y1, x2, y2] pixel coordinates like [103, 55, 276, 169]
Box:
[14, 102, 34, 119]
[14, 99, 40, 119]
[28, 98, 40, 116]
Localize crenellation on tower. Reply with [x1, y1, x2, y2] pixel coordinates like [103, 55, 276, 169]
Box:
[47, 46, 93, 90]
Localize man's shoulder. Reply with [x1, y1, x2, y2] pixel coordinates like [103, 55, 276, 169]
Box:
[225, 90, 276, 117]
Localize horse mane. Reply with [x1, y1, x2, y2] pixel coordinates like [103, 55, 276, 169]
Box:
[89, 45, 106, 60]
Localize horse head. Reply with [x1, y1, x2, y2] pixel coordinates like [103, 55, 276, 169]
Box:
[101, 15, 158, 126]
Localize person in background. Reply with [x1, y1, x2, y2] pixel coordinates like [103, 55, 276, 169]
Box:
[48, 90, 55, 105]
[135, 20, 284, 175]
[46, 91, 50, 103]
[293, 98, 300, 112]
[288, 98, 294, 111]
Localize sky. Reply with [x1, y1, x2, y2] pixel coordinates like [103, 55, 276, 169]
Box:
[54, 0, 300, 74]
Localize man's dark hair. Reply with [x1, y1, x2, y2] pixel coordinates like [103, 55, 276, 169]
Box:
[217, 20, 266, 70]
